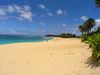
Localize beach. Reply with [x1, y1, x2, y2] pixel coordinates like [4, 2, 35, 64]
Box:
[0, 38, 99, 75]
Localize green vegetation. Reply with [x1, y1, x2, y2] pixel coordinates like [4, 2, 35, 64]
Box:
[81, 34, 88, 42]
[96, 26, 100, 33]
[79, 18, 100, 65]
[58, 33, 76, 38]
[80, 26, 100, 42]
[46, 33, 76, 38]
[79, 18, 95, 41]
[86, 34, 100, 64]
[79, 18, 95, 35]
[93, 26, 100, 34]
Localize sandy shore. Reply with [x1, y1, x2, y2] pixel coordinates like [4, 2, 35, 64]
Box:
[0, 38, 99, 75]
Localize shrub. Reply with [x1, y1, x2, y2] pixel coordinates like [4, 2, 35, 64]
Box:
[81, 34, 89, 42]
[86, 34, 100, 63]
[59, 33, 76, 38]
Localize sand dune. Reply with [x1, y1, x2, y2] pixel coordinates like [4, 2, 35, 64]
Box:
[0, 38, 99, 75]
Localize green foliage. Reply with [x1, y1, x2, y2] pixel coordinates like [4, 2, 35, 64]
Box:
[59, 33, 67, 38]
[59, 33, 76, 38]
[81, 34, 89, 42]
[45, 33, 76, 38]
[96, 26, 100, 33]
[79, 18, 95, 35]
[86, 34, 100, 63]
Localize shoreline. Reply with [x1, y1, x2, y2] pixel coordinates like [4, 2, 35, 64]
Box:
[0, 37, 54, 45]
[0, 37, 79, 46]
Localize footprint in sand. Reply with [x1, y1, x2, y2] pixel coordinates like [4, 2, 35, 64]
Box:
[68, 53, 75, 55]
[50, 53, 53, 55]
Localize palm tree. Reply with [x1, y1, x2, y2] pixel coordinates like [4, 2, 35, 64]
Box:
[96, 0, 100, 7]
[83, 18, 95, 34]
[79, 25, 85, 35]
[79, 18, 95, 35]
[96, 26, 100, 33]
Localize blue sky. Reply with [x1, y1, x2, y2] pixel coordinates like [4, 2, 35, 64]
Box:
[0, 0, 100, 35]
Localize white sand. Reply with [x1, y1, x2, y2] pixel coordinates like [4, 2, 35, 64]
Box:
[0, 38, 99, 75]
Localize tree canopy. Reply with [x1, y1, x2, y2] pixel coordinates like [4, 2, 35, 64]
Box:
[79, 18, 95, 35]
[96, 0, 100, 7]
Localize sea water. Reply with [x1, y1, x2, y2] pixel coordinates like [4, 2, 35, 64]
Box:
[0, 35, 52, 44]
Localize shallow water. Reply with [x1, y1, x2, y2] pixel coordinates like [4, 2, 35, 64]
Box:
[0, 35, 52, 44]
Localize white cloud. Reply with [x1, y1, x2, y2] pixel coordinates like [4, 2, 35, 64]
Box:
[23, 5, 31, 11]
[0, 9, 6, 16]
[0, 5, 34, 22]
[95, 19, 100, 23]
[62, 23, 67, 27]
[81, 16, 88, 21]
[19, 10, 33, 21]
[14, 5, 33, 21]
[38, 4, 48, 11]
[8, 5, 15, 13]
[47, 12, 53, 16]
[0, 30, 36, 35]
[56, 9, 67, 16]
[95, 19, 100, 25]
[13, 5, 22, 12]
[39, 22, 45, 26]
[38, 4, 53, 17]
[56, 9, 63, 15]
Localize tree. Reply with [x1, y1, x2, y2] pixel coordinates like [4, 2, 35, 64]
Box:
[96, 26, 100, 33]
[79, 25, 84, 35]
[83, 18, 95, 34]
[79, 18, 95, 35]
[96, 0, 100, 7]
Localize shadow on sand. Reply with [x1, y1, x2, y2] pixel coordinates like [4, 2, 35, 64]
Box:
[85, 57, 100, 68]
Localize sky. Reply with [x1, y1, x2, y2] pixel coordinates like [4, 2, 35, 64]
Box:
[0, 0, 100, 35]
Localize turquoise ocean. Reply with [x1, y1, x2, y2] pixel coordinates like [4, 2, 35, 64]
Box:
[0, 35, 52, 44]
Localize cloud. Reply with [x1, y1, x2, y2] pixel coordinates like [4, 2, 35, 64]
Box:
[95, 19, 100, 25]
[38, 4, 48, 11]
[81, 16, 88, 21]
[62, 23, 67, 27]
[39, 22, 45, 26]
[0, 9, 6, 16]
[8, 5, 15, 13]
[23, 5, 31, 11]
[14, 5, 33, 21]
[19, 10, 33, 22]
[0, 30, 36, 35]
[95, 19, 100, 23]
[0, 5, 34, 21]
[38, 4, 53, 16]
[56, 9, 67, 16]
[47, 12, 53, 16]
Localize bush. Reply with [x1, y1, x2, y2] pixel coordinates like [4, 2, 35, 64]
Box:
[86, 34, 100, 63]
[81, 34, 89, 42]
[59, 33, 76, 38]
